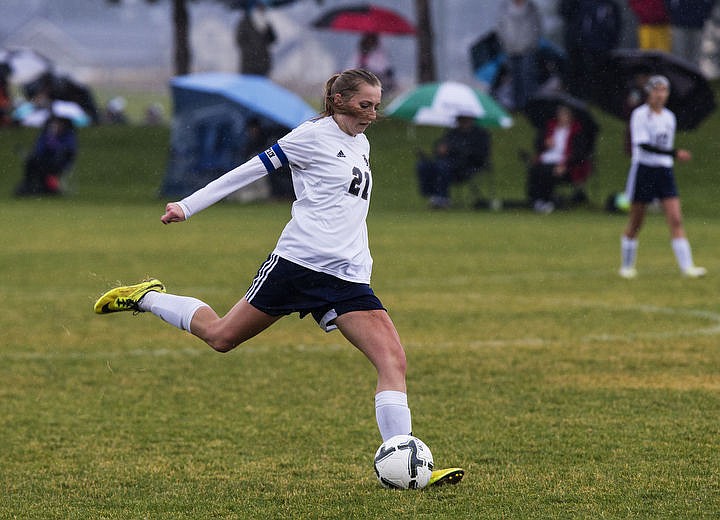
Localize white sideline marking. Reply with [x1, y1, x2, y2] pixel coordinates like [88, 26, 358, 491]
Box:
[0, 344, 349, 361]
[421, 302, 720, 349]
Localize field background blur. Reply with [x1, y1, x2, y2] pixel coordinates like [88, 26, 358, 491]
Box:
[1, 86, 719, 517]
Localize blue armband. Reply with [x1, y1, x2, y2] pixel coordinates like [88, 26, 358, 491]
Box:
[258, 143, 289, 173]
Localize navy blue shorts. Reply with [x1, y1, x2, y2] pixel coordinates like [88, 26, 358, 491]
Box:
[244, 254, 385, 331]
[629, 164, 678, 203]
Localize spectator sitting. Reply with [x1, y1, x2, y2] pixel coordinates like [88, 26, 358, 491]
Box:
[15, 115, 77, 196]
[0, 66, 13, 128]
[622, 71, 651, 155]
[246, 117, 293, 200]
[104, 96, 128, 125]
[417, 114, 491, 209]
[526, 104, 592, 213]
[143, 102, 165, 126]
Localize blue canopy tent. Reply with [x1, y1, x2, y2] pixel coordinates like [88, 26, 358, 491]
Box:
[161, 72, 316, 198]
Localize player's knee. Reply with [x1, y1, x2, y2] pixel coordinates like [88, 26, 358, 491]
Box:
[205, 323, 244, 353]
[208, 338, 238, 353]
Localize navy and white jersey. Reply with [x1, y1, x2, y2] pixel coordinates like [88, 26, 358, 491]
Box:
[629, 104, 676, 168]
[176, 116, 374, 284]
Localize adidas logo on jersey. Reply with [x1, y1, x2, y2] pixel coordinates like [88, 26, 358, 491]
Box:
[337, 150, 346, 158]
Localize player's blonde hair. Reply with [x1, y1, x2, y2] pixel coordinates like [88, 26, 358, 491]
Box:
[320, 69, 382, 117]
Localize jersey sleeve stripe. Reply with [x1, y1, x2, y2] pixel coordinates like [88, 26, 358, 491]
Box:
[257, 143, 290, 173]
[271, 143, 289, 166]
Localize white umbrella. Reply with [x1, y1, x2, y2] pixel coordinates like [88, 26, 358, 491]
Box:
[51, 100, 89, 125]
[385, 81, 513, 128]
[0, 47, 53, 84]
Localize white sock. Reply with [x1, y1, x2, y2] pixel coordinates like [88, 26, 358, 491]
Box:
[375, 390, 412, 442]
[621, 235, 638, 269]
[671, 237, 694, 271]
[139, 291, 208, 332]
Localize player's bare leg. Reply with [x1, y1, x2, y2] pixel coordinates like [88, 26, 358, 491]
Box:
[335, 309, 406, 393]
[336, 310, 464, 486]
[189, 298, 281, 353]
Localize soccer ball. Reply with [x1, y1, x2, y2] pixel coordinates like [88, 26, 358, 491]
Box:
[373, 434, 434, 489]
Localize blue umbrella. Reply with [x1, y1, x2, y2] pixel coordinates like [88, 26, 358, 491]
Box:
[170, 73, 315, 129]
[162, 73, 316, 197]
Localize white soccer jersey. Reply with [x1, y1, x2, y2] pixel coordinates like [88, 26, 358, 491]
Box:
[177, 116, 374, 284]
[630, 104, 676, 168]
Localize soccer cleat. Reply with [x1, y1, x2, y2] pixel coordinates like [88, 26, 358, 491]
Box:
[682, 266, 707, 278]
[618, 267, 637, 279]
[428, 467, 464, 487]
[94, 279, 165, 314]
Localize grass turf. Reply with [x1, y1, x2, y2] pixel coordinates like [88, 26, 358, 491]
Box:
[0, 105, 719, 518]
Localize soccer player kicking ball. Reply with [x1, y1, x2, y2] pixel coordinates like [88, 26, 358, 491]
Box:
[619, 75, 706, 279]
[94, 69, 463, 488]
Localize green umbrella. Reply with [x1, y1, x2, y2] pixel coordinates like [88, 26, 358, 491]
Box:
[385, 81, 512, 128]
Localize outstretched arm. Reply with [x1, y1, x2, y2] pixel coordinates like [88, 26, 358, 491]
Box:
[163, 154, 275, 222]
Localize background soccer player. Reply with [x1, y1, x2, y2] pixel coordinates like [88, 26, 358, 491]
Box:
[619, 75, 706, 279]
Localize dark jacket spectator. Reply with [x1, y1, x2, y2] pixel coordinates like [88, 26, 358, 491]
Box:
[15, 116, 77, 196]
[665, 0, 715, 64]
[417, 115, 491, 209]
[560, 0, 622, 99]
[236, 6, 276, 76]
[665, 0, 715, 28]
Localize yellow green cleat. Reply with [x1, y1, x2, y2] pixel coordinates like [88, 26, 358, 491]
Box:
[94, 279, 165, 314]
[428, 467, 465, 487]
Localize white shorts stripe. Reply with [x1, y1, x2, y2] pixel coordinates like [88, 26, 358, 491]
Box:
[245, 254, 280, 302]
[625, 162, 639, 201]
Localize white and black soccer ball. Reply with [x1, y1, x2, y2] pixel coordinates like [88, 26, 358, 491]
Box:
[373, 434, 434, 489]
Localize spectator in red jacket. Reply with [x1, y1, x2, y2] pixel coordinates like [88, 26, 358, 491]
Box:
[527, 104, 594, 213]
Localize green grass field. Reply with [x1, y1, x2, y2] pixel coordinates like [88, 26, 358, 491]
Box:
[1, 105, 719, 518]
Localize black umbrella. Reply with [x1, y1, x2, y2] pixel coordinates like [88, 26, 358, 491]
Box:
[592, 49, 716, 131]
[23, 72, 99, 124]
[524, 91, 598, 135]
[470, 31, 502, 71]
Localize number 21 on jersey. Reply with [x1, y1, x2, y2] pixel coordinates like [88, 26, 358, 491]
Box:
[348, 166, 371, 200]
